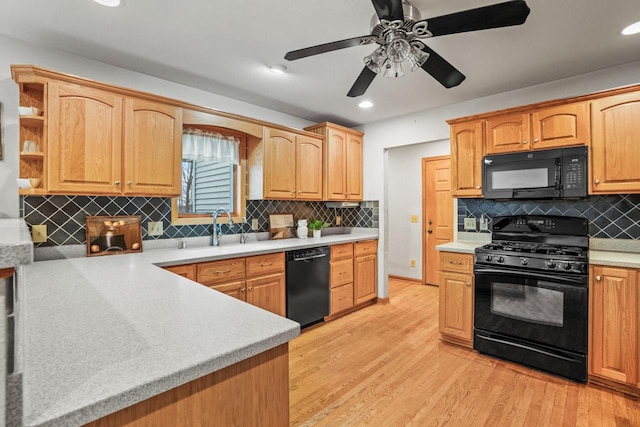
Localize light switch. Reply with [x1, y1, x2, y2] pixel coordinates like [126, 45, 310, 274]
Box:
[410, 259, 416, 268]
[251, 219, 259, 231]
[410, 215, 419, 223]
[32, 224, 47, 243]
[464, 218, 477, 230]
[148, 221, 163, 236]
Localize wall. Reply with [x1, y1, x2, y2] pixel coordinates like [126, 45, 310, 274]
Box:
[359, 60, 640, 297]
[386, 140, 448, 280]
[0, 34, 314, 218]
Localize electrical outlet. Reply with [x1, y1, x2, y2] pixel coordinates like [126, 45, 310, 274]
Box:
[336, 215, 342, 226]
[464, 218, 477, 230]
[31, 224, 47, 243]
[410, 215, 419, 223]
[251, 218, 259, 231]
[480, 217, 489, 231]
[410, 259, 416, 268]
[148, 221, 164, 236]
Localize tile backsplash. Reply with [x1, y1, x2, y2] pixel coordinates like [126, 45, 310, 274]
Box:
[21, 196, 378, 247]
[459, 195, 640, 239]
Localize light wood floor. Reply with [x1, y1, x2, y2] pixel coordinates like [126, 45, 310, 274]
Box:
[289, 279, 640, 426]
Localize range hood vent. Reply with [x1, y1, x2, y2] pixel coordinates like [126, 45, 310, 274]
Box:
[325, 201, 360, 208]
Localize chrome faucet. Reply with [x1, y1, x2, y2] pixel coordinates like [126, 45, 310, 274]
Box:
[211, 208, 233, 246]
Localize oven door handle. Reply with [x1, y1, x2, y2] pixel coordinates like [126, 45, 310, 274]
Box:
[475, 332, 581, 363]
[474, 267, 587, 287]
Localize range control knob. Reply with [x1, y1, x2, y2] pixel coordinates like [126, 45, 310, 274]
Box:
[497, 256, 505, 263]
[545, 260, 556, 269]
[521, 258, 528, 266]
[562, 263, 572, 271]
[485, 255, 493, 262]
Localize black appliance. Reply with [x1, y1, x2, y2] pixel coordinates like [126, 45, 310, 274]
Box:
[286, 246, 330, 328]
[473, 215, 589, 382]
[482, 146, 587, 199]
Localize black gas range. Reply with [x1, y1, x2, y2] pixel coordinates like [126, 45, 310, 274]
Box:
[473, 215, 589, 382]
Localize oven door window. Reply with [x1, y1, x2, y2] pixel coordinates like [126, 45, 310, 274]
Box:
[475, 270, 587, 353]
[490, 281, 563, 327]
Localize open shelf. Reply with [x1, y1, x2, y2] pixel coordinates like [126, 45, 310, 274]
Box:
[18, 188, 46, 196]
[20, 152, 44, 160]
[20, 115, 44, 128]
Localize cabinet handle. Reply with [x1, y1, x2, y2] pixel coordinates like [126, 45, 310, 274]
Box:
[248, 287, 253, 291]
[127, 180, 133, 185]
[476, 185, 481, 189]
[594, 179, 600, 185]
[523, 139, 528, 144]
[466, 282, 471, 287]
[260, 262, 273, 267]
[595, 275, 602, 281]
[533, 138, 539, 143]
[215, 269, 231, 274]
[427, 229, 432, 234]
[114, 180, 121, 185]
[241, 288, 246, 293]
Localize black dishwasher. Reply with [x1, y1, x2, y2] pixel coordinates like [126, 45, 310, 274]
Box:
[286, 246, 330, 328]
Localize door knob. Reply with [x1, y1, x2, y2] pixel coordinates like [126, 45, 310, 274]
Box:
[428, 220, 433, 225]
[427, 229, 433, 234]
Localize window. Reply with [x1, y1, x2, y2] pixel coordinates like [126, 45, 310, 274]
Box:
[171, 126, 247, 225]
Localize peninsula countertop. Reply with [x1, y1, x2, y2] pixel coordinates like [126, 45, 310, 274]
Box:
[19, 229, 379, 427]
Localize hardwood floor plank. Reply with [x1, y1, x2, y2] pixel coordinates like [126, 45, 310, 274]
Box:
[289, 280, 640, 426]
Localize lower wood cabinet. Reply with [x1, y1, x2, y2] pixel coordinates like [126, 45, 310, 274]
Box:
[329, 240, 377, 317]
[438, 252, 474, 348]
[589, 264, 640, 393]
[163, 252, 285, 317]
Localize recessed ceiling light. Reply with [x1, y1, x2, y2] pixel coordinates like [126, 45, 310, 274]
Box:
[622, 21, 640, 35]
[93, 0, 122, 7]
[267, 64, 288, 74]
[358, 101, 373, 109]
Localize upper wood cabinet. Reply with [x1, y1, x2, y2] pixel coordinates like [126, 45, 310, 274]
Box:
[13, 66, 182, 197]
[249, 127, 323, 200]
[591, 92, 640, 194]
[305, 122, 364, 201]
[589, 265, 639, 391]
[450, 120, 483, 197]
[485, 102, 589, 155]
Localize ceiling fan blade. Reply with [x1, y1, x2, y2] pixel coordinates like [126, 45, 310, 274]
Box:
[347, 67, 377, 98]
[421, 0, 530, 37]
[370, 0, 404, 22]
[419, 45, 465, 88]
[285, 36, 374, 61]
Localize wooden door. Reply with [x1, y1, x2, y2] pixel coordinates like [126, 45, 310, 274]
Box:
[531, 102, 589, 150]
[590, 266, 638, 384]
[246, 273, 286, 316]
[164, 264, 196, 281]
[423, 157, 453, 286]
[123, 98, 182, 196]
[295, 135, 323, 200]
[354, 254, 376, 305]
[325, 127, 347, 200]
[450, 121, 483, 197]
[209, 280, 246, 301]
[345, 133, 363, 200]
[439, 272, 473, 342]
[591, 92, 640, 194]
[485, 112, 530, 154]
[47, 82, 122, 194]
[263, 128, 296, 199]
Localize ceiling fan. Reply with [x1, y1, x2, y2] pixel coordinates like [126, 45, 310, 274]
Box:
[284, 0, 530, 97]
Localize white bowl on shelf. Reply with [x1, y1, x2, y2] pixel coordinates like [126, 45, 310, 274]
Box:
[16, 178, 32, 189]
[18, 106, 33, 116]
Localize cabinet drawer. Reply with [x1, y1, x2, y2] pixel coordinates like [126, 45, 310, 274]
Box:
[439, 252, 473, 274]
[197, 258, 246, 285]
[331, 259, 353, 287]
[331, 243, 353, 261]
[164, 264, 196, 281]
[331, 283, 354, 314]
[246, 252, 284, 278]
[354, 240, 377, 257]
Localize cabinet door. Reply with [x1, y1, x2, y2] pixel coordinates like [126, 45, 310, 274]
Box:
[208, 280, 246, 301]
[450, 121, 484, 197]
[325, 128, 347, 200]
[354, 254, 376, 305]
[591, 92, 640, 194]
[590, 266, 638, 385]
[346, 133, 363, 200]
[47, 82, 123, 194]
[485, 113, 530, 154]
[123, 98, 182, 196]
[296, 135, 323, 200]
[246, 273, 286, 316]
[164, 264, 196, 281]
[263, 128, 297, 199]
[531, 102, 589, 150]
[439, 272, 473, 343]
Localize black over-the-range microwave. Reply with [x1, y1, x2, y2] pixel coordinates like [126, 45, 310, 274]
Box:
[482, 146, 588, 199]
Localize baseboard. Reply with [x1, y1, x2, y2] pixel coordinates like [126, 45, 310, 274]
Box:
[376, 296, 390, 305]
[589, 375, 640, 397]
[388, 275, 424, 285]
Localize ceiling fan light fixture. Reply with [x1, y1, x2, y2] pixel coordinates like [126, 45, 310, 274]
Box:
[358, 101, 374, 109]
[385, 35, 411, 63]
[622, 21, 640, 35]
[408, 45, 429, 71]
[92, 0, 122, 7]
[267, 64, 288, 74]
[383, 60, 404, 78]
[364, 46, 387, 73]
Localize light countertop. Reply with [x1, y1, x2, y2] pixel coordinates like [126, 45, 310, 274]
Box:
[17, 229, 379, 427]
[0, 219, 33, 268]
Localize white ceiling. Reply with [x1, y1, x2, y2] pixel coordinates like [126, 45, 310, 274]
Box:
[1, 0, 640, 127]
